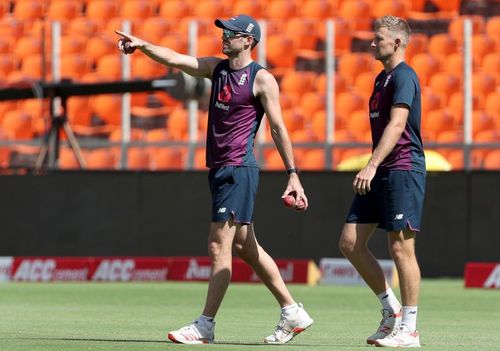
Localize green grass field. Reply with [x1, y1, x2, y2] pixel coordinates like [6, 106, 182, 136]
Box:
[1, 279, 499, 350]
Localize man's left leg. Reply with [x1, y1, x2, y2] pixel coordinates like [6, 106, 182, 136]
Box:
[375, 229, 421, 348]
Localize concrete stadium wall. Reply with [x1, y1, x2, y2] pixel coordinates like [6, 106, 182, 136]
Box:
[0, 171, 499, 277]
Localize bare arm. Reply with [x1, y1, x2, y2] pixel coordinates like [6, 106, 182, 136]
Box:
[115, 30, 221, 79]
[353, 104, 409, 195]
[254, 69, 308, 208]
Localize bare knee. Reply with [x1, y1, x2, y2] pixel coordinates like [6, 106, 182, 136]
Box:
[340, 234, 363, 258]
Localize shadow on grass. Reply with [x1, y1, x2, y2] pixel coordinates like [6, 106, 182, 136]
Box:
[12, 337, 352, 347]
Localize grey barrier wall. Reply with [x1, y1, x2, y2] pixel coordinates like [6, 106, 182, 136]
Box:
[0, 171, 498, 277]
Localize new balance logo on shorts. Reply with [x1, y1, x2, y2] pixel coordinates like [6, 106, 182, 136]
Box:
[217, 207, 226, 213]
[394, 214, 403, 220]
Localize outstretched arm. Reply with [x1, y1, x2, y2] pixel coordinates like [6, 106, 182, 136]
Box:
[254, 69, 308, 209]
[115, 30, 221, 79]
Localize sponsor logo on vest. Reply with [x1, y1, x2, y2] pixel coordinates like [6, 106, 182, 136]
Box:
[215, 101, 230, 111]
[238, 73, 247, 86]
[370, 111, 380, 118]
[185, 259, 211, 280]
[484, 265, 500, 288]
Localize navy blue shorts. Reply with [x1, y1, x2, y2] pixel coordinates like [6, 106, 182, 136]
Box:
[346, 170, 426, 232]
[208, 166, 259, 224]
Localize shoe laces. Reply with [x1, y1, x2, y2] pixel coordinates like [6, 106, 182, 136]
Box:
[388, 323, 410, 338]
[271, 315, 292, 338]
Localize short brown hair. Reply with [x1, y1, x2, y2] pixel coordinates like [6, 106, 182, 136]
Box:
[374, 16, 411, 47]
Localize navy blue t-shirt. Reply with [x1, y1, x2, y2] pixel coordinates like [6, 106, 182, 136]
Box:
[369, 62, 426, 173]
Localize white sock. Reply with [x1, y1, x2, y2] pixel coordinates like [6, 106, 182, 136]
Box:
[401, 306, 418, 332]
[281, 303, 298, 315]
[377, 288, 401, 314]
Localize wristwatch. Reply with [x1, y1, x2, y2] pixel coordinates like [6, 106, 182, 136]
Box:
[286, 167, 299, 175]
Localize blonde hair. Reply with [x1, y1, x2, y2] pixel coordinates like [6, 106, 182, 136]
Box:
[374, 16, 411, 47]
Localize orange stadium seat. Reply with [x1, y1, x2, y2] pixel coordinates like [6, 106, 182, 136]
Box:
[47, 0, 82, 21]
[0, 54, 17, 77]
[266, 0, 297, 20]
[60, 54, 91, 80]
[86, 36, 117, 66]
[96, 54, 122, 80]
[315, 73, 348, 95]
[67, 97, 92, 127]
[484, 92, 499, 119]
[59, 147, 85, 170]
[151, 147, 185, 170]
[138, 17, 173, 43]
[193, 147, 206, 170]
[20, 54, 51, 79]
[472, 110, 495, 135]
[61, 36, 86, 55]
[233, 0, 262, 18]
[482, 53, 500, 80]
[197, 34, 221, 57]
[285, 18, 318, 51]
[316, 17, 352, 54]
[13, 0, 44, 21]
[429, 72, 461, 104]
[87, 148, 116, 169]
[127, 147, 151, 170]
[338, 53, 373, 85]
[428, 33, 458, 59]
[13, 36, 41, 58]
[159, 34, 188, 54]
[472, 73, 496, 99]
[346, 109, 370, 142]
[299, 92, 325, 117]
[86, 0, 118, 21]
[266, 34, 296, 69]
[280, 70, 316, 96]
[131, 54, 166, 79]
[192, 0, 229, 20]
[353, 71, 375, 100]
[0, 37, 13, 54]
[404, 33, 428, 61]
[483, 150, 500, 170]
[475, 130, 500, 143]
[1, 110, 33, 140]
[471, 34, 496, 63]
[301, 149, 326, 170]
[90, 94, 123, 126]
[421, 89, 442, 115]
[423, 108, 456, 135]
[448, 15, 485, 42]
[429, 0, 461, 13]
[371, 0, 409, 19]
[280, 93, 297, 111]
[167, 108, 189, 140]
[0, 17, 25, 41]
[303, 0, 333, 19]
[339, 0, 372, 31]
[441, 52, 466, 76]
[336, 91, 365, 121]
[411, 53, 441, 86]
[120, 0, 154, 21]
[282, 109, 304, 133]
[68, 17, 100, 38]
[159, 0, 192, 20]
[448, 92, 482, 125]
[486, 16, 500, 45]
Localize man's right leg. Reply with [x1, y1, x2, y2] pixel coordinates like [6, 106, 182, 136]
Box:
[168, 221, 236, 344]
[233, 224, 313, 344]
[339, 223, 401, 344]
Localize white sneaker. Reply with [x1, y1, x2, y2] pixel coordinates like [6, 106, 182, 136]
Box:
[374, 323, 421, 348]
[366, 309, 402, 345]
[264, 303, 314, 344]
[167, 319, 215, 344]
